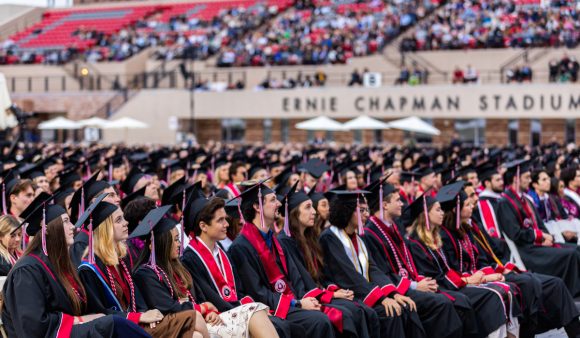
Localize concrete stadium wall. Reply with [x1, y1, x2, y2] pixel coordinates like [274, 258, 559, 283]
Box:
[0, 5, 43, 41]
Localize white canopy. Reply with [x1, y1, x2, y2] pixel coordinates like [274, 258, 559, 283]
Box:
[38, 117, 81, 130]
[104, 117, 148, 129]
[344, 115, 390, 130]
[78, 117, 109, 128]
[295, 116, 346, 131]
[0, 73, 17, 131]
[386, 116, 440, 136]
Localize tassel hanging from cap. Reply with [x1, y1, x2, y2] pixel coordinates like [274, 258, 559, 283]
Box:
[379, 183, 384, 222]
[2, 183, 6, 215]
[422, 196, 430, 231]
[21, 223, 28, 252]
[41, 204, 48, 256]
[366, 171, 370, 186]
[456, 196, 461, 230]
[149, 220, 157, 268]
[237, 199, 245, 224]
[515, 165, 521, 195]
[356, 196, 364, 236]
[80, 188, 85, 215]
[179, 190, 187, 256]
[108, 161, 113, 184]
[283, 198, 291, 237]
[257, 186, 267, 232]
[88, 217, 95, 264]
[85, 161, 91, 180]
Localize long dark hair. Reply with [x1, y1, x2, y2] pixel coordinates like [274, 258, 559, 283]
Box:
[288, 206, 324, 283]
[442, 208, 468, 238]
[135, 228, 194, 299]
[24, 217, 86, 315]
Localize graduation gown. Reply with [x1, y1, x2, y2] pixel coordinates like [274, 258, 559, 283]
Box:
[2, 250, 149, 338]
[470, 218, 580, 337]
[497, 188, 580, 297]
[362, 217, 463, 338]
[181, 238, 295, 338]
[319, 227, 425, 338]
[439, 226, 522, 322]
[278, 232, 378, 338]
[78, 255, 147, 322]
[70, 230, 89, 268]
[407, 232, 506, 338]
[472, 194, 512, 261]
[228, 222, 335, 338]
[0, 252, 17, 276]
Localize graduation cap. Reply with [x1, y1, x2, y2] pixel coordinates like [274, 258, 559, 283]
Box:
[436, 182, 466, 229]
[130, 205, 177, 268]
[327, 190, 369, 235]
[400, 171, 419, 184]
[58, 167, 81, 190]
[364, 175, 396, 221]
[280, 181, 310, 236]
[229, 178, 273, 232]
[224, 198, 243, 220]
[274, 166, 295, 186]
[15, 192, 64, 256]
[161, 176, 187, 207]
[299, 158, 330, 179]
[120, 166, 145, 194]
[248, 165, 266, 180]
[121, 186, 146, 210]
[1, 169, 21, 215]
[19, 162, 45, 180]
[69, 171, 101, 223]
[477, 162, 499, 184]
[75, 193, 117, 264]
[40, 155, 59, 171]
[503, 159, 532, 189]
[54, 186, 75, 209]
[412, 166, 434, 179]
[308, 184, 327, 207]
[183, 182, 209, 234]
[402, 192, 437, 229]
[129, 205, 175, 239]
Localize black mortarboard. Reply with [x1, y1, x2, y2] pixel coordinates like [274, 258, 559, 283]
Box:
[54, 186, 75, 209]
[121, 166, 145, 194]
[121, 186, 146, 210]
[365, 176, 397, 210]
[248, 165, 266, 180]
[182, 182, 208, 233]
[402, 193, 437, 228]
[58, 168, 81, 190]
[308, 184, 326, 206]
[327, 190, 369, 234]
[412, 166, 434, 179]
[129, 205, 176, 239]
[281, 181, 309, 216]
[17, 193, 64, 239]
[274, 166, 294, 186]
[436, 182, 466, 212]
[503, 159, 532, 184]
[299, 159, 330, 179]
[400, 171, 419, 184]
[75, 193, 117, 230]
[19, 162, 45, 180]
[40, 155, 59, 170]
[477, 162, 499, 184]
[161, 176, 186, 206]
[229, 179, 273, 232]
[19, 192, 52, 222]
[69, 171, 101, 223]
[224, 198, 242, 220]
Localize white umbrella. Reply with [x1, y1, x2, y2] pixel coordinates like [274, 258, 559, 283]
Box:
[344, 115, 390, 130]
[38, 117, 81, 130]
[78, 117, 109, 128]
[104, 117, 149, 129]
[386, 116, 440, 136]
[295, 116, 346, 131]
[0, 73, 16, 131]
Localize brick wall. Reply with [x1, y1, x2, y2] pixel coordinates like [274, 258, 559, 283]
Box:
[485, 119, 509, 146]
[11, 92, 117, 119]
[541, 119, 566, 144]
[517, 119, 531, 146]
[195, 119, 221, 144]
[433, 119, 455, 146]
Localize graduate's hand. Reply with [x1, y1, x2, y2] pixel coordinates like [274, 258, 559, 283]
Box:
[139, 309, 164, 324]
[393, 294, 417, 312]
[483, 273, 504, 282]
[382, 298, 402, 317]
[205, 312, 223, 326]
[467, 271, 484, 285]
[334, 289, 354, 300]
[416, 278, 438, 293]
[203, 302, 218, 312]
[76, 313, 105, 324]
[300, 297, 321, 311]
[542, 233, 554, 247]
[562, 231, 577, 242]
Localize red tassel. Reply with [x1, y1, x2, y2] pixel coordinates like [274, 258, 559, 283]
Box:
[422, 196, 430, 231]
[41, 204, 47, 256]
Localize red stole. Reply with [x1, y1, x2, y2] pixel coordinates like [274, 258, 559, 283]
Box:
[502, 189, 544, 246]
[188, 238, 238, 302]
[240, 223, 293, 296]
[477, 200, 501, 238]
[399, 188, 413, 205]
[225, 183, 241, 198]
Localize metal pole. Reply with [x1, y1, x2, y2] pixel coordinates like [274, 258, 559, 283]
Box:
[189, 59, 195, 137]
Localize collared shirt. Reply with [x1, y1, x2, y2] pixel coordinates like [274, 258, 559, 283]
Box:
[259, 228, 274, 250]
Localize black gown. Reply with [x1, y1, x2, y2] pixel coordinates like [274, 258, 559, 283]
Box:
[278, 232, 379, 338]
[78, 255, 148, 320]
[2, 250, 149, 338]
[439, 226, 522, 323]
[496, 188, 580, 297]
[0, 252, 16, 276]
[472, 195, 513, 262]
[362, 217, 464, 338]
[228, 223, 335, 338]
[407, 232, 507, 338]
[70, 230, 89, 267]
[181, 240, 295, 338]
[470, 217, 580, 337]
[319, 227, 425, 338]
